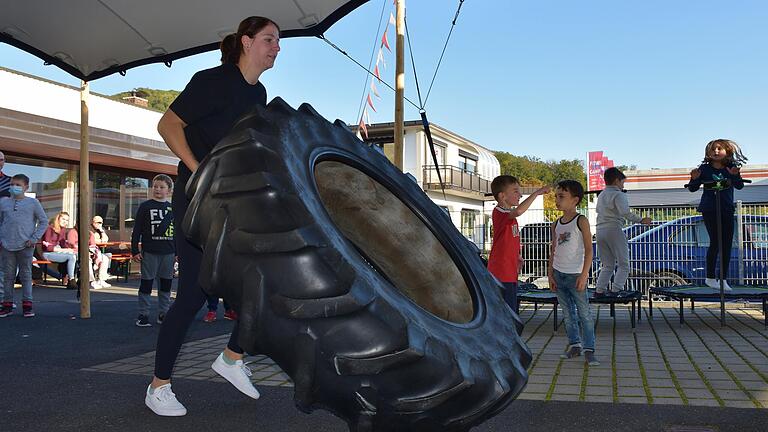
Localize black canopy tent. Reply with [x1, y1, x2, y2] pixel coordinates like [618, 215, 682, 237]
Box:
[1, 0, 369, 316]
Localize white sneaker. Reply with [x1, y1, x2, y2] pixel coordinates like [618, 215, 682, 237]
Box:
[90, 281, 101, 290]
[211, 352, 261, 399]
[99, 280, 112, 288]
[145, 384, 187, 416]
[721, 280, 732, 292]
[705, 278, 719, 289]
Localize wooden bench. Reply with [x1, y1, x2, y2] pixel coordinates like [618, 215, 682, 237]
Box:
[32, 259, 53, 282]
[110, 254, 133, 282]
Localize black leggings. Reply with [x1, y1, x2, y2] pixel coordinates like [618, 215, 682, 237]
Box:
[153, 183, 242, 380]
[702, 209, 734, 280]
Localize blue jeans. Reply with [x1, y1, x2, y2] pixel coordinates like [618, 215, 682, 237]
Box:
[1, 247, 34, 302]
[501, 282, 518, 313]
[42, 251, 77, 279]
[553, 269, 596, 351]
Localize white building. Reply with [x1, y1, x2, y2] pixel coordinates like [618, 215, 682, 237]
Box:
[362, 121, 545, 251]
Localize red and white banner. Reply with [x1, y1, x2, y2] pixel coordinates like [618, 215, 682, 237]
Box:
[587, 151, 615, 191]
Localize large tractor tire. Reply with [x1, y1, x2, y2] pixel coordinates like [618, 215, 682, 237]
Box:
[183, 98, 531, 432]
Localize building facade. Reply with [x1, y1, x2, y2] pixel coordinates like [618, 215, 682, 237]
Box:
[0, 67, 175, 241]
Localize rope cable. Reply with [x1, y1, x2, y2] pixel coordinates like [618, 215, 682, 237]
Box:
[424, 0, 465, 106]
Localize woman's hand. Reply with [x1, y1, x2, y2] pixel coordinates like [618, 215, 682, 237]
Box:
[132, 253, 143, 262]
[548, 275, 557, 292]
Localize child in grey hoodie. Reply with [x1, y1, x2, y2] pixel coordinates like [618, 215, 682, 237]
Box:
[595, 168, 651, 296]
[0, 174, 48, 317]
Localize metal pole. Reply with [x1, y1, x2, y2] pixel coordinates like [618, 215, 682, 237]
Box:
[736, 200, 744, 286]
[393, 0, 405, 170]
[79, 80, 91, 318]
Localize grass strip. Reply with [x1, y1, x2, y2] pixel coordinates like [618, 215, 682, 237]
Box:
[633, 331, 654, 404]
[658, 308, 724, 407]
[642, 306, 688, 405]
[693, 309, 768, 392]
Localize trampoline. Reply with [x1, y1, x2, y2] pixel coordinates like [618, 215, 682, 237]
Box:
[517, 284, 643, 331]
[648, 285, 768, 327]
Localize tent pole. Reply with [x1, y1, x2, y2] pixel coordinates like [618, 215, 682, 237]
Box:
[79, 80, 91, 318]
[394, 0, 405, 171]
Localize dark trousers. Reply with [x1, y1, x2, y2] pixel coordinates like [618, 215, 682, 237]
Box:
[702, 209, 734, 280]
[502, 282, 518, 314]
[153, 182, 242, 380]
[207, 295, 231, 311]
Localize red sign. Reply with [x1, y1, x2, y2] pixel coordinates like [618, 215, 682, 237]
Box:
[588, 151, 614, 191]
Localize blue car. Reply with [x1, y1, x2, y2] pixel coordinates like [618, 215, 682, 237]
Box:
[593, 215, 768, 290]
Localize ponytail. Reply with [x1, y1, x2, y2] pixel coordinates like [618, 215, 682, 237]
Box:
[220, 33, 240, 64]
[219, 16, 280, 64]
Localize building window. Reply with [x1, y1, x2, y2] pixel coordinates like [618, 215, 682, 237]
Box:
[461, 209, 479, 238]
[93, 171, 121, 232]
[124, 177, 150, 230]
[458, 149, 478, 173]
[424, 142, 446, 166]
[4, 156, 77, 222]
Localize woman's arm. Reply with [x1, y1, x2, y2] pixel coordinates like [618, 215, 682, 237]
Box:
[158, 109, 199, 173]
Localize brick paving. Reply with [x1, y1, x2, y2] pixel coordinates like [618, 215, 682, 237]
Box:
[519, 302, 768, 408]
[84, 300, 767, 408]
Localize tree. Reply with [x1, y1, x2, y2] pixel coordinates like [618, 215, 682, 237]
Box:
[110, 87, 180, 112]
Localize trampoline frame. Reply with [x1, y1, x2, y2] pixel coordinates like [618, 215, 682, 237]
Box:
[517, 288, 643, 332]
[648, 285, 768, 327]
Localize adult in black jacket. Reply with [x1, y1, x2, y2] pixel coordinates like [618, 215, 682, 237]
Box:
[146, 16, 280, 417]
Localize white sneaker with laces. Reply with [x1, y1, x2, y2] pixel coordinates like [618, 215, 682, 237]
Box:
[705, 278, 719, 289]
[99, 280, 112, 288]
[212, 352, 261, 399]
[145, 384, 187, 416]
[721, 280, 732, 292]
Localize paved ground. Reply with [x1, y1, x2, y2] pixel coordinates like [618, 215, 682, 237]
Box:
[2, 281, 767, 431]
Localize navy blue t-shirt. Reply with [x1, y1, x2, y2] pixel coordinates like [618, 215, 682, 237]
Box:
[170, 63, 267, 188]
[687, 162, 745, 213]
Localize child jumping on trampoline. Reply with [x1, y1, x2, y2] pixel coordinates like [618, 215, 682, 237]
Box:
[687, 139, 747, 292]
[595, 167, 651, 296]
[548, 180, 599, 366]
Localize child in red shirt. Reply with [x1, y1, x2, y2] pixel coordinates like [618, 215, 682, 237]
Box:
[488, 175, 550, 312]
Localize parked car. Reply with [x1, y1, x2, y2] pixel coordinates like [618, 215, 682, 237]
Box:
[594, 215, 768, 291]
[622, 221, 665, 241]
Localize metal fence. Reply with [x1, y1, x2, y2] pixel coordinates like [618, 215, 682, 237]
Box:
[459, 201, 768, 290]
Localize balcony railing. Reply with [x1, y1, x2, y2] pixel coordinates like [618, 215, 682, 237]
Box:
[423, 165, 492, 195]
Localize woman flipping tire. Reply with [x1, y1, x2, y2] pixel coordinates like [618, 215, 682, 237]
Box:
[183, 98, 532, 432]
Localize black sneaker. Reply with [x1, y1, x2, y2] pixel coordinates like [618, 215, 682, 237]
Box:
[156, 313, 166, 325]
[136, 315, 152, 327]
[560, 344, 582, 359]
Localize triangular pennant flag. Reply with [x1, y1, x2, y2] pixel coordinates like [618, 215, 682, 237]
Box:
[358, 117, 368, 139]
[389, 12, 396, 26]
[370, 79, 380, 98]
[373, 65, 381, 82]
[363, 107, 371, 124]
[366, 94, 377, 112]
[376, 49, 386, 69]
[381, 31, 391, 52]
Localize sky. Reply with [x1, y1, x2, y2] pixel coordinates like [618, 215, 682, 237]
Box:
[1, 0, 767, 170]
